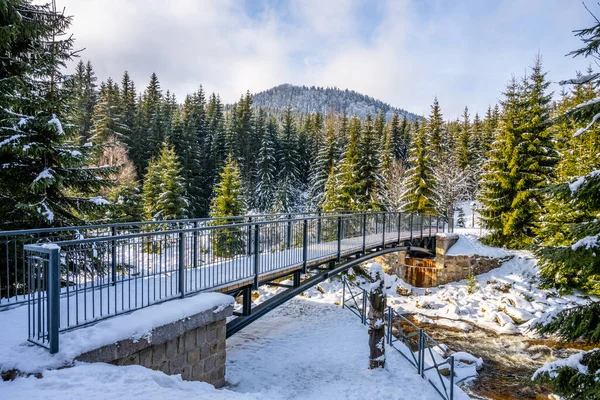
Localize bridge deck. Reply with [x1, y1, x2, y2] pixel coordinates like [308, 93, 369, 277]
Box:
[45, 231, 431, 331]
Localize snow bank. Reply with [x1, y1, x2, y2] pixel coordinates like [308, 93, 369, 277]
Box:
[445, 234, 510, 258]
[0, 362, 257, 400]
[0, 292, 233, 373]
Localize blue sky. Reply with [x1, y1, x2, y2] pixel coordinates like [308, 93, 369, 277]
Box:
[62, 0, 592, 118]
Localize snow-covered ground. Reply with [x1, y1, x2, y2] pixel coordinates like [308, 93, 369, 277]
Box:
[226, 299, 469, 399]
[0, 291, 468, 400]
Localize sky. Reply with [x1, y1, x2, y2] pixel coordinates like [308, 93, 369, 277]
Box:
[59, 0, 592, 119]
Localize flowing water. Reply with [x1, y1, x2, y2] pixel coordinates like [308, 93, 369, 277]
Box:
[412, 319, 584, 399]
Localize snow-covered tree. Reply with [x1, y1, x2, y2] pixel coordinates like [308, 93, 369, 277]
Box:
[210, 153, 245, 257]
[433, 158, 471, 218]
[533, 17, 600, 398]
[400, 120, 438, 214]
[254, 109, 277, 212]
[274, 107, 300, 213]
[0, 0, 111, 229]
[142, 143, 186, 221]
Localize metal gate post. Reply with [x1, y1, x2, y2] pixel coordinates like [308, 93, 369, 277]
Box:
[48, 247, 60, 354]
[193, 221, 198, 268]
[179, 231, 185, 298]
[253, 225, 260, 289]
[111, 226, 117, 285]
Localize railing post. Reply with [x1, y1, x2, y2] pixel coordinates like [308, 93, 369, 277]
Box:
[48, 247, 60, 354]
[253, 224, 260, 289]
[420, 215, 424, 239]
[362, 214, 367, 254]
[302, 219, 308, 274]
[179, 231, 185, 298]
[362, 287, 367, 325]
[410, 214, 413, 241]
[398, 213, 402, 244]
[286, 214, 292, 250]
[419, 329, 425, 377]
[382, 213, 386, 248]
[193, 221, 198, 268]
[342, 276, 346, 309]
[429, 215, 432, 238]
[111, 226, 117, 286]
[317, 211, 322, 244]
[387, 307, 393, 345]
[336, 216, 342, 262]
[450, 355, 455, 400]
[247, 217, 253, 256]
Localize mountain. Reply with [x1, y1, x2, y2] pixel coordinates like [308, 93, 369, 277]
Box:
[251, 84, 420, 121]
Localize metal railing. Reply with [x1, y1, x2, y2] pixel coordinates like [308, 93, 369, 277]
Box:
[341, 275, 455, 400]
[0, 210, 367, 307]
[19, 211, 451, 354]
[342, 276, 367, 324]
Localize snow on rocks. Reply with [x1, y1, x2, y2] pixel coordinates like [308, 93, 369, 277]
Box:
[386, 252, 592, 336]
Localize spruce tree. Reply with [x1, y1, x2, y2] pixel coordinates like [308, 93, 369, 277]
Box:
[210, 154, 245, 257]
[310, 117, 340, 209]
[456, 106, 472, 170]
[333, 116, 362, 211]
[142, 143, 186, 221]
[400, 119, 438, 214]
[427, 98, 445, 162]
[532, 21, 600, 398]
[0, 0, 111, 229]
[65, 60, 97, 144]
[254, 109, 277, 212]
[357, 114, 382, 210]
[274, 107, 300, 212]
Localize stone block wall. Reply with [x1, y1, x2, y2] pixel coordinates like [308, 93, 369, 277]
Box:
[373, 234, 511, 288]
[76, 304, 232, 388]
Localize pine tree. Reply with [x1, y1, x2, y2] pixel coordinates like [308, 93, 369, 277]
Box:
[400, 119, 438, 214]
[142, 143, 186, 221]
[0, 0, 112, 229]
[141, 73, 164, 165]
[333, 116, 362, 211]
[532, 21, 600, 399]
[210, 154, 245, 257]
[357, 114, 382, 210]
[89, 78, 127, 160]
[427, 98, 445, 162]
[65, 60, 97, 144]
[456, 106, 472, 170]
[254, 109, 277, 212]
[274, 107, 300, 212]
[478, 77, 524, 246]
[480, 56, 556, 248]
[310, 117, 340, 209]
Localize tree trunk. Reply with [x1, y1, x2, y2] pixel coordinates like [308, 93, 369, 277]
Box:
[368, 266, 386, 369]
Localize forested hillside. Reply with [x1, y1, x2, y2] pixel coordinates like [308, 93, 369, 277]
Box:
[252, 84, 419, 121]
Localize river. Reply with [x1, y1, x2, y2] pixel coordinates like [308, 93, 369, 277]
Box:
[412, 318, 583, 399]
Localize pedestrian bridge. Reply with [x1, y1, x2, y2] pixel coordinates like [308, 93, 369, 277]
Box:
[0, 211, 452, 353]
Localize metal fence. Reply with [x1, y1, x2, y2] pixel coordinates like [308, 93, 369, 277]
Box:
[341, 275, 456, 400]
[19, 211, 452, 354]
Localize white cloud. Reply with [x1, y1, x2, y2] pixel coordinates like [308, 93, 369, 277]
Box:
[61, 0, 592, 119]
